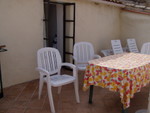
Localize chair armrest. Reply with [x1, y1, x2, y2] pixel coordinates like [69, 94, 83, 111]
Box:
[61, 63, 76, 69]
[93, 54, 101, 59]
[61, 63, 77, 77]
[101, 50, 108, 56]
[36, 67, 50, 76]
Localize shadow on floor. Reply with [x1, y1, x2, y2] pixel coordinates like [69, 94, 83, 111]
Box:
[0, 69, 149, 113]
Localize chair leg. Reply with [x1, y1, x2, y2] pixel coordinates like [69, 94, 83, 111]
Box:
[39, 77, 44, 99]
[58, 86, 62, 94]
[74, 79, 80, 103]
[47, 85, 55, 113]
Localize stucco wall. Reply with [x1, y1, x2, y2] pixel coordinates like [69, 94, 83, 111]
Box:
[53, 0, 121, 53]
[0, 0, 121, 87]
[120, 11, 150, 50]
[0, 0, 43, 87]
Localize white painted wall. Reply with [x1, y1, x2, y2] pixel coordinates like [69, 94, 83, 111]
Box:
[0, 0, 123, 87]
[0, 0, 43, 87]
[0, 0, 121, 87]
[53, 0, 121, 53]
[120, 11, 150, 50]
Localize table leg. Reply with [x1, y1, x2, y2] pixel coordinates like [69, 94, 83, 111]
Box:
[88, 85, 94, 104]
[0, 64, 3, 98]
[122, 105, 128, 113]
[88, 85, 128, 113]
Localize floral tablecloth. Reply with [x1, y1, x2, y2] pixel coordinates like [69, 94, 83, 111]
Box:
[83, 53, 150, 109]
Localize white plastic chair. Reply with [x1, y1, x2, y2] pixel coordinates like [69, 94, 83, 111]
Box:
[141, 42, 150, 55]
[101, 47, 129, 57]
[73, 42, 101, 70]
[37, 47, 80, 113]
[111, 40, 124, 54]
[101, 49, 113, 56]
[127, 38, 139, 53]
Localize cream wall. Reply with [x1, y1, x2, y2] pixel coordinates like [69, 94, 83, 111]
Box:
[53, 0, 121, 53]
[120, 11, 150, 50]
[1, 0, 149, 88]
[0, 0, 43, 87]
[0, 0, 121, 87]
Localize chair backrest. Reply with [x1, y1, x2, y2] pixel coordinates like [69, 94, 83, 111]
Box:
[127, 38, 139, 53]
[73, 42, 94, 63]
[111, 40, 123, 54]
[37, 47, 62, 75]
[141, 42, 150, 55]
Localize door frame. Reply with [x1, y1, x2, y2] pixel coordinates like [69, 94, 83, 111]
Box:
[43, 0, 76, 63]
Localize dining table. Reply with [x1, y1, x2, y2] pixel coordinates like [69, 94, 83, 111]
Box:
[83, 52, 150, 113]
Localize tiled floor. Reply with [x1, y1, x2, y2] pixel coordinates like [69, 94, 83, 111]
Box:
[0, 70, 150, 113]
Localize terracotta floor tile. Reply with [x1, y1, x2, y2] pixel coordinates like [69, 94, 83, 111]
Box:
[0, 69, 150, 113]
[6, 108, 25, 113]
[91, 107, 109, 113]
[0, 96, 16, 110]
[3, 82, 27, 97]
[16, 80, 38, 101]
[25, 109, 49, 113]
[76, 107, 92, 113]
[27, 87, 46, 109]
[0, 109, 7, 113]
[28, 98, 45, 109]
[12, 100, 29, 109]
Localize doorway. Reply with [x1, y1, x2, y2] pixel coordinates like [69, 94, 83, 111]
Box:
[43, 0, 76, 63]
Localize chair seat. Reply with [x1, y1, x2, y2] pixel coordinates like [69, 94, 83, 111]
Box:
[47, 75, 76, 87]
[77, 64, 88, 70]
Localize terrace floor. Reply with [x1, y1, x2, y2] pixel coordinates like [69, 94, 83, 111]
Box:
[0, 70, 149, 113]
